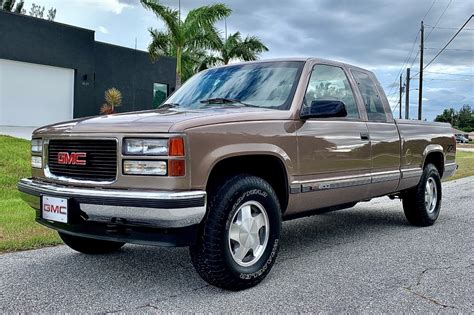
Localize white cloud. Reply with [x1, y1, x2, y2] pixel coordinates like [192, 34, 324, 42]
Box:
[77, 0, 132, 14]
[98, 26, 109, 34]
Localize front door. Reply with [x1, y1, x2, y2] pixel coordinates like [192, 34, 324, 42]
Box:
[291, 64, 372, 214]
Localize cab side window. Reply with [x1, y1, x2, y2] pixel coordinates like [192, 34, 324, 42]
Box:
[352, 70, 387, 121]
[303, 65, 359, 119]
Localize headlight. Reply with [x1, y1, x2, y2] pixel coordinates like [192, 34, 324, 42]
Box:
[123, 160, 167, 175]
[123, 139, 168, 156]
[31, 139, 43, 153]
[31, 156, 42, 168]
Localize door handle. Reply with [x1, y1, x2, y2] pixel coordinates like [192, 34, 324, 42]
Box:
[360, 132, 370, 141]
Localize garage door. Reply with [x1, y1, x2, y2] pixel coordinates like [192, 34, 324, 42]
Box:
[0, 59, 74, 127]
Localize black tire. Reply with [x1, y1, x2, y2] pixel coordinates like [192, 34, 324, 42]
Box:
[190, 175, 282, 291]
[59, 232, 125, 254]
[402, 163, 442, 226]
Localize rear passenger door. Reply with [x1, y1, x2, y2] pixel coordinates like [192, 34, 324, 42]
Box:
[351, 70, 401, 197]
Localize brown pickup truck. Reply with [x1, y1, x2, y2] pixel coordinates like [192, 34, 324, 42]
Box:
[18, 58, 456, 290]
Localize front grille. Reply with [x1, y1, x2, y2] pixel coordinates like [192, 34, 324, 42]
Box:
[48, 139, 117, 181]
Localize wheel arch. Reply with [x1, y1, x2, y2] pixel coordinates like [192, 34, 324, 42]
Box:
[422, 145, 445, 177]
[205, 153, 290, 213]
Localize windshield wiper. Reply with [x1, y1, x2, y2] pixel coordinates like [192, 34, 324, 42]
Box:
[158, 103, 180, 109]
[200, 98, 259, 108]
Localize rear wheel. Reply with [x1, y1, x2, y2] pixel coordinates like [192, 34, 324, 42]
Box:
[190, 175, 282, 291]
[59, 232, 125, 254]
[402, 163, 442, 226]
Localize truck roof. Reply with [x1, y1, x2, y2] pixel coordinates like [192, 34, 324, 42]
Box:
[218, 57, 371, 73]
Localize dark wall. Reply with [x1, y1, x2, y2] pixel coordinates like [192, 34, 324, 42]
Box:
[0, 10, 176, 118]
[94, 42, 176, 115]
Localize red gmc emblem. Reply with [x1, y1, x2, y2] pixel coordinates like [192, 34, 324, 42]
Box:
[43, 204, 67, 215]
[57, 152, 87, 165]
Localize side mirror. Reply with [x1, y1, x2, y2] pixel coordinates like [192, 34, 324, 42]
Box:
[301, 100, 347, 119]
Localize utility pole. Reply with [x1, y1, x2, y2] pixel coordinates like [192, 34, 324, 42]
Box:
[405, 68, 410, 119]
[418, 21, 424, 120]
[399, 73, 403, 119]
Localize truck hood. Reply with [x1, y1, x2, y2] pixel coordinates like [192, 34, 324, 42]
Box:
[34, 106, 287, 135]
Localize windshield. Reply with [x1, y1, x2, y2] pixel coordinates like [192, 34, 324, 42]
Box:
[164, 61, 304, 110]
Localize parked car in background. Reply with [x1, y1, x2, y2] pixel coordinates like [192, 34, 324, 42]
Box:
[455, 134, 469, 143]
[18, 58, 457, 290]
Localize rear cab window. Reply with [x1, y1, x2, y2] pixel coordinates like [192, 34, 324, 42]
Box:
[351, 70, 389, 122]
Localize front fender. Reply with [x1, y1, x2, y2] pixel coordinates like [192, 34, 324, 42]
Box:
[184, 121, 298, 190]
[202, 143, 292, 185]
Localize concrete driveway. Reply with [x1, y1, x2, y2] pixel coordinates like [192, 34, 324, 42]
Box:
[0, 176, 473, 313]
[0, 126, 36, 140]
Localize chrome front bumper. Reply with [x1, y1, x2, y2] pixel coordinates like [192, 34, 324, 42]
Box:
[18, 178, 207, 228]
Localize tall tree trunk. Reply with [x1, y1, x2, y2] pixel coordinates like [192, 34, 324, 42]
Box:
[176, 46, 182, 89]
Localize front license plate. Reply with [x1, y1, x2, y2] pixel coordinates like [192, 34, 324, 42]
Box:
[42, 196, 68, 223]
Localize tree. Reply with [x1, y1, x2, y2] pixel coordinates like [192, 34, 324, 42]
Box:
[29, 3, 44, 18]
[1, 1, 56, 19]
[46, 7, 56, 21]
[434, 108, 457, 125]
[458, 105, 472, 130]
[141, 0, 231, 88]
[212, 31, 268, 66]
[2, 0, 16, 11]
[14, 0, 24, 13]
[147, 29, 211, 82]
[434, 105, 474, 132]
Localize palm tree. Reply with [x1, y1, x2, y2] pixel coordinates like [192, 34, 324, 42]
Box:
[216, 31, 269, 65]
[1, 0, 25, 13]
[141, 0, 231, 88]
[190, 31, 268, 72]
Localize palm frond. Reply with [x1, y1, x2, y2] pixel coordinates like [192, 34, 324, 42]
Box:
[140, 0, 181, 42]
[13, 0, 24, 13]
[184, 3, 231, 30]
[184, 3, 230, 46]
[2, 0, 16, 11]
[221, 32, 268, 64]
[148, 28, 173, 60]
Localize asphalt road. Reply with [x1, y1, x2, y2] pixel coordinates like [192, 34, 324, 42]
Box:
[1, 177, 473, 313]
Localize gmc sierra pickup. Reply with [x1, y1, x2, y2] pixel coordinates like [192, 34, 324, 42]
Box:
[18, 58, 457, 290]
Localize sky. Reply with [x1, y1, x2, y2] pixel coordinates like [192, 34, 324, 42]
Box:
[25, 0, 473, 121]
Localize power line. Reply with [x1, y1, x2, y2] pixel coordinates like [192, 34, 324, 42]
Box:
[424, 47, 473, 51]
[410, 50, 420, 68]
[423, 14, 474, 70]
[425, 0, 453, 41]
[422, 0, 437, 21]
[392, 100, 401, 113]
[424, 71, 474, 77]
[424, 77, 473, 82]
[386, 31, 420, 101]
[425, 25, 474, 30]
[387, 1, 443, 110]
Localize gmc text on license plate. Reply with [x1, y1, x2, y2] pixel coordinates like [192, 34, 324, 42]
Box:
[42, 196, 68, 223]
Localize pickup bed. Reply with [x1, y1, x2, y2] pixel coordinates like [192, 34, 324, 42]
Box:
[18, 58, 456, 290]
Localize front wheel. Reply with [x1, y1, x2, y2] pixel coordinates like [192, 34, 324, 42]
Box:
[190, 175, 282, 291]
[59, 232, 125, 254]
[402, 163, 442, 226]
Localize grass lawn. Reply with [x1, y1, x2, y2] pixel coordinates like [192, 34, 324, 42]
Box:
[0, 135, 473, 253]
[448, 150, 474, 181]
[0, 135, 61, 253]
